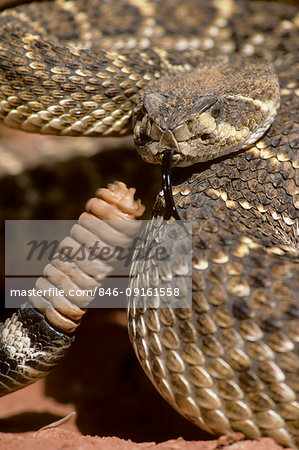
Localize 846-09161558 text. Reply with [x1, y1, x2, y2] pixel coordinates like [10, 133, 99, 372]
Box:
[97, 287, 181, 297]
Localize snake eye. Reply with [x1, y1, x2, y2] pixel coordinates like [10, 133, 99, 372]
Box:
[210, 102, 221, 118]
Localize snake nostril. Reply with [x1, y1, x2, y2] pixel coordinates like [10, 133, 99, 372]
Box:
[138, 132, 151, 144]
[201, 133, 210, 141]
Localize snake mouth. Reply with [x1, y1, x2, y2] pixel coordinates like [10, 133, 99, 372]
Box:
[162, 150, 180, 220]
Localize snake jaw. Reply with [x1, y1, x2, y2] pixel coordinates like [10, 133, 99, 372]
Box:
[162, 150, 181, 220]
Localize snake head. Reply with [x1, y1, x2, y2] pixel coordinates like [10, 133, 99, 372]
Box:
[132, 56, 280, 167]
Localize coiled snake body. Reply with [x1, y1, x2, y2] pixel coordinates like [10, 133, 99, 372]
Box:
[0, 0, 298, 448]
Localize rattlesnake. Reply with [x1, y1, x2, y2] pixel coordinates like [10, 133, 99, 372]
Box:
[0, 0, 298, 448]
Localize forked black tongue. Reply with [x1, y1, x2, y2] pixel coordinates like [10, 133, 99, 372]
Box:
[162, 150, 180, 220]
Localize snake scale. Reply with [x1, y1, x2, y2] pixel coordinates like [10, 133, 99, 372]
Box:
[0, 0, 298, 447]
